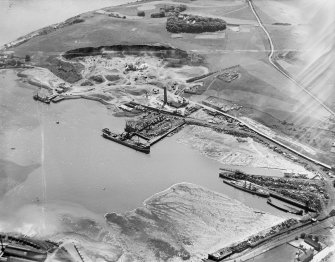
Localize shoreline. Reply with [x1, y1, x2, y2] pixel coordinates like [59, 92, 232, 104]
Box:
[0, 0, 141, 51]
[103, 182, 285, 260]
[1, 1, 334, 260]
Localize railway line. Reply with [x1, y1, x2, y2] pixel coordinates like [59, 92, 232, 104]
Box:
[204, 2, 335, 261]
[198, 102, 332, 170]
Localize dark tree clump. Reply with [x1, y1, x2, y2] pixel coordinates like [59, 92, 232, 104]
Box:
[137, 11, 145, 17]
[25, 55, 31, 62]
[166, 15, 226, 33]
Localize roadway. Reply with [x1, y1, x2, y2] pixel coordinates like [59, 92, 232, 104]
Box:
[204, 3, 335, 260]
[247, 0, 335, 117]
[221, 218, 333, 262]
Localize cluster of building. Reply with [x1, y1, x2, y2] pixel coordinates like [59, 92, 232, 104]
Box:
[294, 234, 324, 262]
[32, 83, 69, 104]
[108, 12, 126, 19]
[0, 52, 29, 69]
[217, 65, 240, 83]
[126, 112, 166, 133]
[149, 4, 187, 18]
[208, 218, 299, 261]
[330, 141, 335, 153]
[124, 61, 148, 72]
[296, 248, 314, 262]
[184, 84, 201, 95]
[202, 96, 242, 113]
[125, 111, 184, 139]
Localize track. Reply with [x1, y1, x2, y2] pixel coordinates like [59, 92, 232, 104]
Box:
[247, 0, 335, 117]
[221, 218, 333, 262]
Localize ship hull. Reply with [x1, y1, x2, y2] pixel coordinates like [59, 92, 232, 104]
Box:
[102, 133, 150, 154]
[223, 179, 269, 197]
[267, 199, 303, 215]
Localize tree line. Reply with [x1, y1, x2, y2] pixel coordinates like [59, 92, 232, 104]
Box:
[166, 15, 226, 33]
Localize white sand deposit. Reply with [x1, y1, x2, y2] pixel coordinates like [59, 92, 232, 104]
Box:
[178, 126, 315, 177]
[43, 183, 284, 261]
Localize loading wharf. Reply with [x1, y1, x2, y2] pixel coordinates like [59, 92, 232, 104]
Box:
[102, 111, 186, 153]
[148, 121, 185, 146]
[32, 92, 65, 104]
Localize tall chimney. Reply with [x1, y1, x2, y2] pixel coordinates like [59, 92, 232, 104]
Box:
[164, 86, 167, 105]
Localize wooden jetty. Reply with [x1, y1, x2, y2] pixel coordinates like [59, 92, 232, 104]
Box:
[148, 121, 185, 146]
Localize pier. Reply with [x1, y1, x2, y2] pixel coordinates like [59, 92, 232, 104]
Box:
[148, 121, 185, 146]
[51, 96, 65, 103]
[103, 110, 185, 153]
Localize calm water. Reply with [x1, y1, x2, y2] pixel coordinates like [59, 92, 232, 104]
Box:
[0, 0, 293, 235]
[0, 0, 132, 47]
[0, 70, 294, 221]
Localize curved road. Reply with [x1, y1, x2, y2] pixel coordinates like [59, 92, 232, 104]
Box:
[247, 0, 335, 117]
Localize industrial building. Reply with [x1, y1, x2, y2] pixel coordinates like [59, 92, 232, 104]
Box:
[295, 248, 314, 262]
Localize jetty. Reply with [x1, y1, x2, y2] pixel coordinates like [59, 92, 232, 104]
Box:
[51, 95, 65, 103]
[102, 128, 150, 154]
[148, 121, 185, 146]
[102, 111, 185, 154]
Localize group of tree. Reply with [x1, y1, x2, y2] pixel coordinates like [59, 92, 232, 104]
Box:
[166, 15, 226, 33]
[65, 15, 85, 25]
[151, 11, 166, 18]
[150, 4, 187, 18]
[137, 10, 145, 17]
[160, 4, 187, 14]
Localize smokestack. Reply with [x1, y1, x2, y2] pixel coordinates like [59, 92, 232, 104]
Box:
[163, 86, 167, 105]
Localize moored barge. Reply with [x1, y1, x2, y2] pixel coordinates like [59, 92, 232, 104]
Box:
[267, 198, 303, 215]
[102, 128, 150, 154]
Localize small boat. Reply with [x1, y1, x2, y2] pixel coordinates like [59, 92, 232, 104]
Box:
[102, 128, 150, 154]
